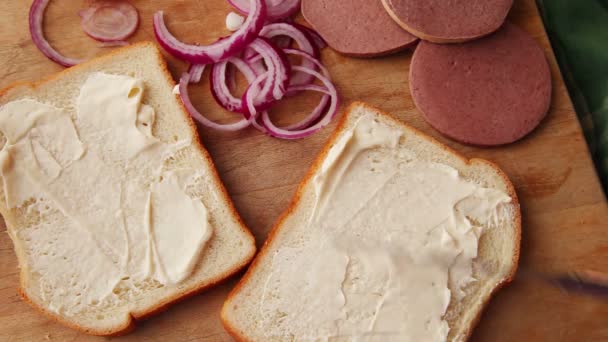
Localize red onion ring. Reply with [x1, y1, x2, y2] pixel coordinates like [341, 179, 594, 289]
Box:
[179, 72, 254, 131]
[283, 48, 330, 79]
[211, 57, 257, 113]
[257, 23, 318, 87]
[29, 0, 83, 67]
[248, 46, 329, 95]
[283, 84, 330, 130]
[228, 0, 300, 22]
[244, 35, 291, 60]
[237, 48, 333, 135]
[241, 38, 290, 113]
[79, 1, 139, 42]
[259, 65, 339, 139]
[260, 48, 335, 133]
[153, 0, 266, 64]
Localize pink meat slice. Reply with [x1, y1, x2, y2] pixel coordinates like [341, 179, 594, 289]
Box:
[383, 0, 513, 42]
[410, 23, 552, 146]
[302, 0, 418, 57]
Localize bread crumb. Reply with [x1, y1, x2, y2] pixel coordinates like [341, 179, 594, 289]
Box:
[45, 333, 51, 340]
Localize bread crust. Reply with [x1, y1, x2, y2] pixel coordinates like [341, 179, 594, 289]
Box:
[0, 42, 257, 336]
[221, 102, 521, 342]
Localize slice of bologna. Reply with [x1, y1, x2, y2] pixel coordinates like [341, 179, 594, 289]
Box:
[302, 0, 418, 57]
[410, 23, 551, 146]
[382, 0, 514, 43]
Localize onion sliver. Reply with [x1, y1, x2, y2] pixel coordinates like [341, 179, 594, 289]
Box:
[80, 1, 139, 42]
[29, 0, 83, 67]
[228, 0, 300, 22]
[179, 72, 253, 131]
[283, 48, 330, 77]
[211, 57, 257, 113]
[188, 64, 205, 84]
[242, 38, 290, 113]
[244, 73, 272, 120]
[244, 35, 291, 60]
[258, 23, 318, 87]
[245, 75, 272, 134]
[260, 65, 339, 139]
[153, 0, 266, 64]
[282, 47, 331, 96]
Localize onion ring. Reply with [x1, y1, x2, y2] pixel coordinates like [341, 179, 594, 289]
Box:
[79, 1, 139, 42]
[29, 0, 83, 67]
[179, 72, 254, 131]
[260, 65, 338, 139]
[153, 0, 266, 64]
[211, 57, 257, 113]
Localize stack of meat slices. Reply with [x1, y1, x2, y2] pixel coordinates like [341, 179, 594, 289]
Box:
[303, 0, 552, 146]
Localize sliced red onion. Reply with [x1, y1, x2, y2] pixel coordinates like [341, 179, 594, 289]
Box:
[210, 57, 257, 113]
[247, 56, 267, 76]
[228, 0, 300, 22]
[29, 0, 83, 67]
[179, 72, 252, 131]
[283, 48, 331, 78]
[188, 64, 205, 83]
[260, 66, 339, 139]
[243, 72, 271, 118]
[283, 84, 330, 130]
[259, 23, 319, 58]
[244, 35, 291, 60]
[243, 23, 318, 95]
[153, 0, 266, 64]
[79, 1, 139, 42]
[243, 38, 290, 112]
[251, 50, 332, 131]
[259, 23, 318, 87]
[282, 47, 331, 97]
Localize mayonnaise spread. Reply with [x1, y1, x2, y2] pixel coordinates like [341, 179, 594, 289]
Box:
[259, 114, 512, 341]
[0, 73, 212, 315]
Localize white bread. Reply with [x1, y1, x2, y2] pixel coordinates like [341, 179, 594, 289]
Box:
[221, 102, 521, 341]
[0, 42, 256, 336]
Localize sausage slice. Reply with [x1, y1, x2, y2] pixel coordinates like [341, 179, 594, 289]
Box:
[410, 23, 552, 146]
[382, 0, 513, 43]
[302, 0, 418, 57]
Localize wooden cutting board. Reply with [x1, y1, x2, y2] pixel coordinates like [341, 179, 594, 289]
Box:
[1, 0, 607, 341]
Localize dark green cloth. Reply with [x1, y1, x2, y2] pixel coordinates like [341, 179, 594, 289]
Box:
[538, 0, 608, 195]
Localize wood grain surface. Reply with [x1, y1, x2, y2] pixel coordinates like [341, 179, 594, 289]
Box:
[1, 0, 607, 341]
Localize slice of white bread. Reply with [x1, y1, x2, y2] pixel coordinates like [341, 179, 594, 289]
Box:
[221, 102, 521, 341]
[0, 42, 256, 336]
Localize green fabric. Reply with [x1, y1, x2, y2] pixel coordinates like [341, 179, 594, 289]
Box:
[538, 0, 608, 195]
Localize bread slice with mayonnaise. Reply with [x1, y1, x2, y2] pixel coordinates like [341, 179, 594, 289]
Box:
[222, 102, 521, 341]
[0, 42, 256, 336]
